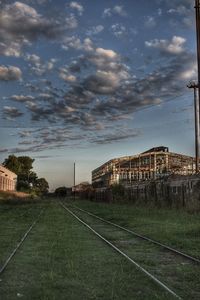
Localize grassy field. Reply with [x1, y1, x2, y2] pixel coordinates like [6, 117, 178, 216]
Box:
[0, 199, 199, 299]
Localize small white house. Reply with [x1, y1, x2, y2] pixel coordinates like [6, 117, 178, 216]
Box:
[0, 165, 17, 191]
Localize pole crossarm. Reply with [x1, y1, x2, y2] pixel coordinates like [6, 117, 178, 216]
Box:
[187, 82, 199, 89]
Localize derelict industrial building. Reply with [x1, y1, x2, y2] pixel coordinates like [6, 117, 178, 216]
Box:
[92, 147, 196, 188]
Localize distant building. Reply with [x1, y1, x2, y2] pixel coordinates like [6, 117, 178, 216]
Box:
[72, 182, 91, 192]
[92, 146, 196, 188]
[0, 165, 17, 191]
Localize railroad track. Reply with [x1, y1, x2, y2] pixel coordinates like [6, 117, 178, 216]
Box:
[60, 202, 200, 300]
[68, 204, 200, 264]
[0, 208, 44, 275]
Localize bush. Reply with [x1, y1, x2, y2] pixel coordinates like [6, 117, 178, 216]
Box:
[55, 187, 68, 197]
[111, 184, 125, 202]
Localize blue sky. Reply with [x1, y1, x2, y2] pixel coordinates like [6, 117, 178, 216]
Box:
[0, 0, 197, 190]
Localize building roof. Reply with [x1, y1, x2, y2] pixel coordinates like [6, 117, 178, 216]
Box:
[142, 146, 169, 153]
[0, 164, 17, 178]
[92, 146, 195, 173]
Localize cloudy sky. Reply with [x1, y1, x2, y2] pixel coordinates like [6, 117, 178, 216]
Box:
[0, 0, 197, 189]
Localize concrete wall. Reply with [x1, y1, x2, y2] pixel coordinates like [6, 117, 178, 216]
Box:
[0, 165, 17, 191]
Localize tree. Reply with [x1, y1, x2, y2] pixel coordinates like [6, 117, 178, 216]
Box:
[3, 155, 49, 195]
[3, 155, 34, 177]
[34, 178, 49, 195]
[3, 155, 35, 192]
[16, 180, 30, 191]
[3, 155, 21, 174]
[18, 156, 34, 177]
[55, 187, 69, 197]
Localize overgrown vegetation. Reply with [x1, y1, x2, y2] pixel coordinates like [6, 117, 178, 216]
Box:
[0, 190, 42, 205]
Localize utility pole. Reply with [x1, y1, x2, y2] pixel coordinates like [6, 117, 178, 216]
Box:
[74, 162, 76, 201]
[195, 0, 200, 90]
[188, 0, 200, 173]
[73, 162, 75, 201]
[187, 82, 199, 172]
[193, 0, 200, 173]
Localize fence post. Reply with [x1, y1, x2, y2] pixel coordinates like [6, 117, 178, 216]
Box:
[182, 184, 185, 207]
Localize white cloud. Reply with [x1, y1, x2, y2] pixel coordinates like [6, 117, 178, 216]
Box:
[62, 36, 81, 50]
[168, 5, 188, 15]
[59, 66, 77, 82]
[103, 5, 127, 18]
[166, 2, 193, 28]
[81, 47, 130, 94]
[0, 65, 22, 81]
[25, 101, 37, 109]
[113, 5, 127, 17]
[95, 48, 118, 59]
[3, 106, 23, 119]
[145, 36, 186, 55]
[103, 8, 112, 17]
[11, 95, 35, 102]
[69, 1, 84, 15]
[11, 1, 39, 17]
[25, 54, 41, 64]
[97, 70, 119, 84]
[47, 58, 57, 70]
[180, 63, 197, 80]
[60, 72, 76, 82]
[62, 106, 76, 113]
[62, 36, 93, 52]
[111, 24, 126, 38]
[0, 41, 22, 57]
[86, 25, 104, 36]
[25, 54, 56, 75]
[65, 75, 77, 82]
[39, 93, 53, 100]
[0, 1, 71, 57]
[65, 14, 78, 29]
[144, 16, 156, 28]
[83, 38, 94, 52]
[61, 45, 129, 96]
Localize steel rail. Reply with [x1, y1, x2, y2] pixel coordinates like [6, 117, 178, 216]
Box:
[60, 202, 181, 299]
[69, 204, 200, 264]
[0, 208, 44, 275]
